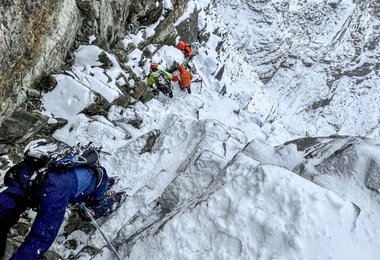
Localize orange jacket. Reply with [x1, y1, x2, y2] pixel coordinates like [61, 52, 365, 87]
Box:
[178, 41, 193, 57]
[173, 64, 193, 88]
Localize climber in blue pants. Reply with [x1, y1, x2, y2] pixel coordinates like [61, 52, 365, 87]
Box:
[0, 144, 125, 260]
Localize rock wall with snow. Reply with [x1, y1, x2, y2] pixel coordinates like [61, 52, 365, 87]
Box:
[0, 0, 194, 151]
[0, 0, 80, 147]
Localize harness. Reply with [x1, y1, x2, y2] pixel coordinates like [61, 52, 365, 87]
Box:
[91, 166, 106, 189]
[79, 165, 109, 203]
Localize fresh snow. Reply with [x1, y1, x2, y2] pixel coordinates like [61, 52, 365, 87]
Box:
[2, 0, 380, 259]
[127, 160, 359, 260]
[42, 74, 96, 119]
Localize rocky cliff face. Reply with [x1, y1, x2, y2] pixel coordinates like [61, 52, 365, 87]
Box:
[0, 0, 193, 154]
[0, 0, 80, 147]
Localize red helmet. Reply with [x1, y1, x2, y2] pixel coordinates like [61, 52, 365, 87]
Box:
[178, 41, 186, 50]
[150, 63, 158, 70]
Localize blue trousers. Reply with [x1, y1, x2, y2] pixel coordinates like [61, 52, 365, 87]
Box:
[0, 165, 112, 259]
[0, 169, 78, 260]
[0, 182, 29, 258]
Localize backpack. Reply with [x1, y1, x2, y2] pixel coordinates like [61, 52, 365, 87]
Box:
[155, 71, 171, 87]
[21, 140, 104, 189]
[24, 140, 101, 169]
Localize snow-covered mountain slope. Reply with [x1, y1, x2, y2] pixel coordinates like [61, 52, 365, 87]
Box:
[124, 157, 360, 260]
[243, 136, 380, 258]
[216, 0, 380, 143]
[2, 0, 380, 259]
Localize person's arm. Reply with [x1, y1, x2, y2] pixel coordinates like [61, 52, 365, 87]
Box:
[163, 71, 173, 80]
[185, 46, 193, 57]
[147, 74, 155, 86]
[11, 185, 70, 259]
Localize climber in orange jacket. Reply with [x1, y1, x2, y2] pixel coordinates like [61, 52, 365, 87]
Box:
[173, 64, 193, 94]
[178, 41, 193, 59]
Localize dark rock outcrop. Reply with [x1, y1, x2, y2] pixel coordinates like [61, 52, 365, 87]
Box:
[0, 109, 48, 144]
[286, 136, 380, 197]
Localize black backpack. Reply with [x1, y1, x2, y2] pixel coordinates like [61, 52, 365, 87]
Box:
[155, 74, 170, 88]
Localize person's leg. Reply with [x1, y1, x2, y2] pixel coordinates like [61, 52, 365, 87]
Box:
[78, 167, 126, 221]
[168, 89, 173, 98]
[152, 89, 159, 96]
[184, 57, 190, 68]
[0, 205, 15, 258]
[0, 183, 27, 258]
[187, 87, 192, 94]
[79, 191, 127, 221]
[158, 84, 173, 98]
[92, 191, 127, 219]
[157, 85, 165, 96]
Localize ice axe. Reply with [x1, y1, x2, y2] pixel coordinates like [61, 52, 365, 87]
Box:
[79, 203, 122, 260]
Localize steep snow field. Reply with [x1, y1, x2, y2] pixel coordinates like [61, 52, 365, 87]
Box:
[3, 0, 380, 259]
[217, 0, 380, 143]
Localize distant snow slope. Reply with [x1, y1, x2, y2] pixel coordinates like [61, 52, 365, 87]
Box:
[217, 0, 380, 143]
[6, 0, 379, 259]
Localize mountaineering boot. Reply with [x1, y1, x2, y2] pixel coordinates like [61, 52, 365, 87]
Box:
[111, 191, 128, 211]
[168, 90, 174, 98]
[98, 191, 128, 217]
[77, 177, 124, 222]
[108, 176, 120, 189]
